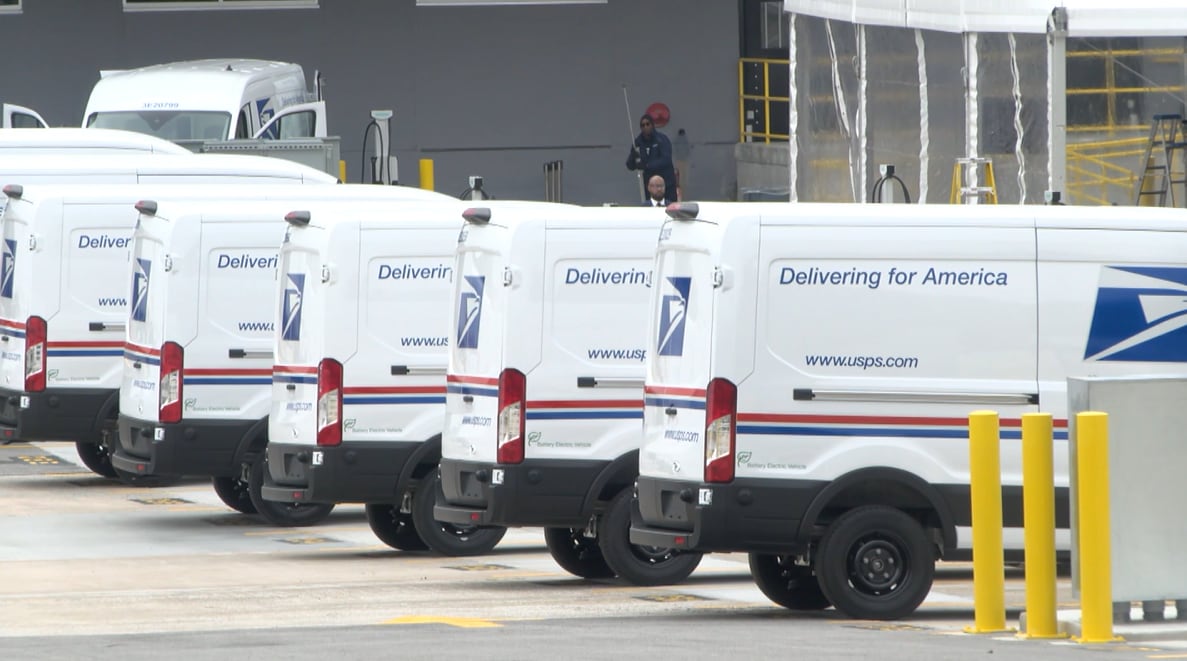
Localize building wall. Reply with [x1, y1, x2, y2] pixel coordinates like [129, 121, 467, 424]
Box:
[0, 0, 741, 205]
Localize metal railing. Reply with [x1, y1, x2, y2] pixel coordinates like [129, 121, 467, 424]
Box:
[739, 57, 790, 143]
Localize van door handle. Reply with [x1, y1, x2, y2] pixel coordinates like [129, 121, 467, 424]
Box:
[89, 321, 126, 332]
[229, 349, 272, 359]
[133, 361, 142, 369]
[463, 395, 474, 403]
[286, 384, 296, 391]
[577, 376, 645, 389]
[665, 407, 677, 416]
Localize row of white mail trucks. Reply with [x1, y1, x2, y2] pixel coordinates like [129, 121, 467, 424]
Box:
[7, 132, 1184, 618]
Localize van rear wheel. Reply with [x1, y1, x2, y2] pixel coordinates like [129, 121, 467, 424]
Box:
[75, 440, 118, 478]
[598, 489, 703, 586]
[247, 456, 334, 527]
[748, 553, 830, 610]
[411, 470, 506, 556]
[544, 527, 615, 579]
[814, 505, 934, 620]
[212, 475, 257, 514]
[366, 503, 429, 551]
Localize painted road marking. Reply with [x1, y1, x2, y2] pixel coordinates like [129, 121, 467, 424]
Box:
[384, 616, 501, 629]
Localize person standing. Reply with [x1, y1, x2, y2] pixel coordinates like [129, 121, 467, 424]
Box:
[626, 113, 677, 204]
[643, 175, 674, 207]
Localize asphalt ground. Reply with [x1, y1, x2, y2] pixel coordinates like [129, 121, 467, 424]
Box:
[3, 440, 1187, 660]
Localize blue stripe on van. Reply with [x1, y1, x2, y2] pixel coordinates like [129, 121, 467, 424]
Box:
[344, 396, 447, 406]
[526, 410, 643, 420]
[644, 397, 706, 411]
[446, 384, 499, 398]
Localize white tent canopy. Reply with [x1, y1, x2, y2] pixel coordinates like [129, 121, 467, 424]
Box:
[784, 0, 1187, 37]
[780, 0, 1187, 205]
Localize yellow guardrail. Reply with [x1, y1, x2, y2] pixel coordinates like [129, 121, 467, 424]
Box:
[739, 57, 790, 143]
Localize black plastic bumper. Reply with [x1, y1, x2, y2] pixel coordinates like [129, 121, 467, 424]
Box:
[629, 475, 825, 554]
[113, 414, 257, 478]
[435, 456, 609, 528]
[0, 386, 113, 444]
[260, 440, 421, 505]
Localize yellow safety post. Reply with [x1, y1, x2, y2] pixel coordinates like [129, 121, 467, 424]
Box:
[1020, 413, 1064, 639]
[338, 160, 347, 183]
[419, 159, 434, 191]
[1074, 411, 1121, 643]
[964, 410, 1011, 634]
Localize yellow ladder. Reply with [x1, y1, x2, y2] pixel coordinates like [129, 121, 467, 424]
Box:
[950, 157, 998, 204]
[1134, 114, 1187, 207]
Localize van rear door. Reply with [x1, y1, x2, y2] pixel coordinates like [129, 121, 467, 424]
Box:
[639, 218, 718, 483]
[0, 194, 38, 390]
[272, 222, 326, 447]
[121, 215, 172, 423]
[443, 222, 509, 464]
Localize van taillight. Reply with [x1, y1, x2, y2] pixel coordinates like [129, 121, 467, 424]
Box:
[316, 358, 343, 447]
[159, 341, 183, 423]
[704, 378, 737, 483]
[23, 315, 46, 392]
[497, 368, 526, 464]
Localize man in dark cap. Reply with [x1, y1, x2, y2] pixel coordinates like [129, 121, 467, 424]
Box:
[626, 113, 677, 204]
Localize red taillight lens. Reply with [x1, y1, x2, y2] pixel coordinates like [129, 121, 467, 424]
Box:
[316, 358, 343, 447]
[497, 368, 526, 464]
[159, 341, 183, 423]
[23, 315, 46, 392]
[704, 378, 737, 483]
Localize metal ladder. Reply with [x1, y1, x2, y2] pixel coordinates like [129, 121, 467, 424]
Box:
[950, 157, 998, 204]
[1134, 113, 1187, 207]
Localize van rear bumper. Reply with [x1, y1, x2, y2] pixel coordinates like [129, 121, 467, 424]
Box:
[260, 440, 420, 504]
[0, 386, 114, 444]
[435, 457, 609, 528]
[113, 415, 256, 478]
[630, 475, 823, 554]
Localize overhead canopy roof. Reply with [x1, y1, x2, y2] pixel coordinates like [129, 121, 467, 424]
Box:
[783, 0, 1187, 37]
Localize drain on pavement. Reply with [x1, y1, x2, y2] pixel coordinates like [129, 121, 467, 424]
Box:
[14, 454, 62, 465]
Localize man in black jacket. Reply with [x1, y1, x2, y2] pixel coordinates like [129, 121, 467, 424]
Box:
[626, 113, 677, 203]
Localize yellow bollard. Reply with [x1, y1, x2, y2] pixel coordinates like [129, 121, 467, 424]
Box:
[1020, 413, 1064, 639]
[1074, 411, 1121, 643]
[338, 159, 347, 183]
[419, 158, 434, 191]
[964, 410, 1011, 633]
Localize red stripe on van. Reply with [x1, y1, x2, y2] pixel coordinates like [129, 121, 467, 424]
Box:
[528, 399, 643, 409]
[273, 365, 318, 374]
[643, 384, 706, 398]
[0, 317, 25, 331]
[343, 385, 446, 395]
[184, 368, 272, 376]
[737, 412, 1068, 428]
[447, 374, 499, 386]
[123, 341, 160, 356]
[47, 340, 123, 348]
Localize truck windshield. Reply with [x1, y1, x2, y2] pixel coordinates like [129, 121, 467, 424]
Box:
[86, 111, 232, 141]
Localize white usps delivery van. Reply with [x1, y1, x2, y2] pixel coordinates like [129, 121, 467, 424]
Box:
[114, 191, 451, 521]
[83, 59, 325, 141]
[630, 201, 1187, 620]
[0, 183, 442, 479]
[2, 103, 47, 129]
[434, 204, 703, 584]
[0, 128, 189, 154]
[265, 202, 564, 551]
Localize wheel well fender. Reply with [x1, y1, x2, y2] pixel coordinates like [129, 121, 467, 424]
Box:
[231, 416, 270, 467]
[397, 435, 442, 488]
[581, 450, 638, 513]
[795, 467, 957, 552]
[89, 389, 122, 442]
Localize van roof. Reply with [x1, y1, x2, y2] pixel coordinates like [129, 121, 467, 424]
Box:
[461, 202, 666, 231]
[0, 152, 337, 182]
[0, 127, 189, 154]
[85, 59, 307, 115]
[144, 197, 462, 227]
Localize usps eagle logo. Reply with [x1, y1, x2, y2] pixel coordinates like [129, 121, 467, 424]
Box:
[1084, 266, 1187, 362]
[456, 275, 485, 349]
[131, 258, 151, 323]
[281, 273, 305, 342]
[657, 276, 691, 357]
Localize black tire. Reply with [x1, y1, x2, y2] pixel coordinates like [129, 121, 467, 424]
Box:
[212, 474, 257, 514]
[598, 489, 702, 586]
[748, 553, 831, 610]
[75, 440, 118, 478]
[247, 455, 334, 527]
[814, 505, 935, 620]
[411, 469, 506, 556]
[366, 503, 429, 551]
[543, 527, 615, 579]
